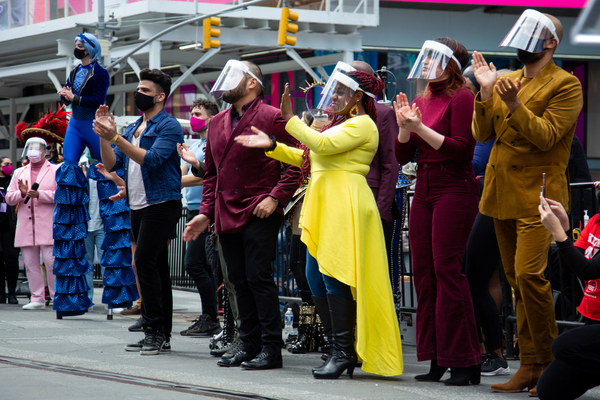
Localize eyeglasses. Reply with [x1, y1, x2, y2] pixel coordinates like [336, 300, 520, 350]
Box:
[77, 33, 96, 48]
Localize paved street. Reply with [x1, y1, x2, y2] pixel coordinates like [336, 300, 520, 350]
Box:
[1, 289, 599, 400]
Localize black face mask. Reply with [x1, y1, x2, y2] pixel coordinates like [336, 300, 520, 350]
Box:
[516, 48, 546, 65]
[134, 91, 156, 112]
[74, 48, 87, 60]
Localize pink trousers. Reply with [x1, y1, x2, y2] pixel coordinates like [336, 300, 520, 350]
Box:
[21, 245, 55, 303]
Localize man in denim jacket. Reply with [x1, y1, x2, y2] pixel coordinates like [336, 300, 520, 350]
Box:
[94, 68, 183, 356]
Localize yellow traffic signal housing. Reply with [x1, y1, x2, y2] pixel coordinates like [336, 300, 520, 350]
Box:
[277, 7, 299, 46]
[203, 17, 221, 50]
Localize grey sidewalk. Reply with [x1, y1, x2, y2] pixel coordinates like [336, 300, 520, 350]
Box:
[1, 289, 599, 400]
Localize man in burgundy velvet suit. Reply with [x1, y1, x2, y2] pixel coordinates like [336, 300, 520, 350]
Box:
[349, 61, 399, 262]
[184, 60, 300, 370]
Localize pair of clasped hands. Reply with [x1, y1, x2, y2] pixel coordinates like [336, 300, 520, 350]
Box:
[182, 84, 295, 242]
[392, 51, 522, 133]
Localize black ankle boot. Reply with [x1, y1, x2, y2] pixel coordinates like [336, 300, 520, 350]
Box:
[8, 294, 18, 304]
[415, 359, 448, 382]
[443, 364, 481, 386]
[313, 294, 357, 380]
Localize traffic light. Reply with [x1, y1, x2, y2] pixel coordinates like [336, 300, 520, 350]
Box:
[277, 7, 298, 46]
[203, 17, 221, 51]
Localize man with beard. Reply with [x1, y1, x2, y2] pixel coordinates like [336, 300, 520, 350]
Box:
[471, 10, 583, 397]
[184, 60, 300, 370]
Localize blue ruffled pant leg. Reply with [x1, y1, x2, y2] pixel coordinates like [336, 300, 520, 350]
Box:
[53, 162, 93, 317]
[87, 162, 139, 309]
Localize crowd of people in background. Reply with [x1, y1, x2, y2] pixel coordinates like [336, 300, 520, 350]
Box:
[2, 7, 599, 400]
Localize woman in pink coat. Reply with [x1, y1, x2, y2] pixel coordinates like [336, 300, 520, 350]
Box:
[6, 137, 59, 309]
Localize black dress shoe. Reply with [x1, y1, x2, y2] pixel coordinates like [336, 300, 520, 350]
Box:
[217, 350, 255, 367]
[8, 295, 18, 305]
[241, 351, 283, 370]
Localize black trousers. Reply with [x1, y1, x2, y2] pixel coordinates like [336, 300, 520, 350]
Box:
[0, 227, 19, 296]
[219, 213, 284, 355]
[130, 200, 182, 336]
[537, 324, 600, 400]
[464, 212, 503, 351]
[185, 209, 218, 320]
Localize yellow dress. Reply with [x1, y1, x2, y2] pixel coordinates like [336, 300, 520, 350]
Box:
[268, 115, 403, 377]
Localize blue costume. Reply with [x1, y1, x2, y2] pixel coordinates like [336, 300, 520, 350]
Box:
[54, 33, 137, 317]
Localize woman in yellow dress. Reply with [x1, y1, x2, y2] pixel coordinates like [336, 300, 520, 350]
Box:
[235, 64, 403, 379]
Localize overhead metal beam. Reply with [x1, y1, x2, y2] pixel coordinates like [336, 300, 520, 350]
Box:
[47, 71, 63, 92]
[149, 41, 162, 69]
[0, 53, 345, 110]
[0, 59, 67, 79]
[285, 49, 320, 82]
[106, 0, 272, 70]
[170, 48, 220, 96]
[127, 57, 142, 79]
[140, 23, 363, 52]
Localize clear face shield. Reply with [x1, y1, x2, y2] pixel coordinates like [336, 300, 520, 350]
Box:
[499, 9, 559, 53]
[407, 40, 461, 81]
[22, 137, 47, 160]
[316, 62, 360, 117]
[210, 60, 263, 97]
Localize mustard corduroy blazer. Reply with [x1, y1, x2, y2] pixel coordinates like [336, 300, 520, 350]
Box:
[473, 60, 583, 220]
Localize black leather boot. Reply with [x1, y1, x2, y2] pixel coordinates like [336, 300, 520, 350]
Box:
[443, 364, 481, 386]
[415, 359, 448, 382]
[311, 295, 332, 373]
[313, 293, 357, 379]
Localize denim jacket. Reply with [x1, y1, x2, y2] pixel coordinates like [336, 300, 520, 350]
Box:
[112, 108, 183, 204]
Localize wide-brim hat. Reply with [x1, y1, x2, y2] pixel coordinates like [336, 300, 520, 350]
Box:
[16, 107, 69, 144]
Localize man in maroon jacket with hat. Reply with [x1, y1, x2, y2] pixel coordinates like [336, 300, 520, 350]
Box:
[184, 60, 300, 370]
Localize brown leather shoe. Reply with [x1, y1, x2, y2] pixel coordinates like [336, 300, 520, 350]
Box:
[120, 304, 141, 315]
[490, 363, 540, 393]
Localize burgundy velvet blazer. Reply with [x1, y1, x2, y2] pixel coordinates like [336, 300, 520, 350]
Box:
[199, 97, 301, 234]
[366, 103, 400, 222]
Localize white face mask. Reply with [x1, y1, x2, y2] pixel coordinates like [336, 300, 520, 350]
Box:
[27, 149, 43, 163]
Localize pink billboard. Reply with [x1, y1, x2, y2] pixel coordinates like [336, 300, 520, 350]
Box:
[388, 0, 587, 7]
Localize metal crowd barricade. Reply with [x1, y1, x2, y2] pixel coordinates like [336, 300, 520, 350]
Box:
[167, 208, 298, 301]
[169, 206, 197, 291]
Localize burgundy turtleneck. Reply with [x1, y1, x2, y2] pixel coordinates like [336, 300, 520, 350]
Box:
[395, 80, 475, 166]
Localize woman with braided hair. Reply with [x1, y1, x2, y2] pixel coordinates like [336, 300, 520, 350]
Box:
[235, 64, 403, 379]
[395, 37, 481, 386]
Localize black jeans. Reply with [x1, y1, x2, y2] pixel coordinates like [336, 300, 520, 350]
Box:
[0, 227, 19, 296]
[219, 212, 284, 355]
[185, 209, 218, 320]
[130, 200, 181, 336]
[537, 324, 600, 400]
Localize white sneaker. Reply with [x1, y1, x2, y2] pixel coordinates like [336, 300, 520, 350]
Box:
[22, 302, 45, 310]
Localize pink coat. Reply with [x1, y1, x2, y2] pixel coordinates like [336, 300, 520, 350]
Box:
[6, 160, 59, 247]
